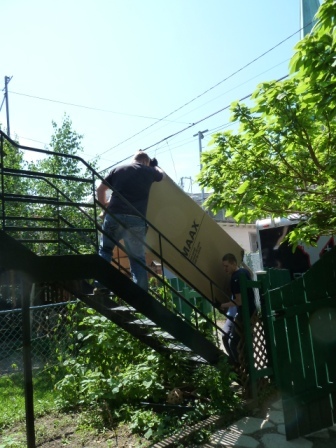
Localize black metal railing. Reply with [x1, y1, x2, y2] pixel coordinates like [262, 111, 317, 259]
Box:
[0, 130, 228, 348]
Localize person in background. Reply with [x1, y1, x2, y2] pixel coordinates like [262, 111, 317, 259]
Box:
[96, 151, 164, 291]
[219, 253, 256, 365]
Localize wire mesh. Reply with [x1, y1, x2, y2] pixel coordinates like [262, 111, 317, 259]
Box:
[0, 301, 78, 375]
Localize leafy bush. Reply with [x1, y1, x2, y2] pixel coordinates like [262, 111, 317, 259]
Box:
[54, 304, 240, 442]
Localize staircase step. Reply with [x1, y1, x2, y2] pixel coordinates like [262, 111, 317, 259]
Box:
[189, 355, 207, 364]
[109, 306, 136, 312]
[167, 343, 192, 352]
[85, 292, 114, 298]
[151, 330, 175, 340]
[129, 318, 157, 327]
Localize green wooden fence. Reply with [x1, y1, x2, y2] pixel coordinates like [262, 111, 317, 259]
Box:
[256, 248, 336, 439]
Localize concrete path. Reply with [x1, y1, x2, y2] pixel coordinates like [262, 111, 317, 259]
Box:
[199, 399, 336, 448]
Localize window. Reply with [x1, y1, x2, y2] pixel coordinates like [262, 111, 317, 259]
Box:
[249, 232, 258, 252]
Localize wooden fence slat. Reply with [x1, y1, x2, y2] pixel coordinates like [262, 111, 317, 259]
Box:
[264, 246, 336, 439]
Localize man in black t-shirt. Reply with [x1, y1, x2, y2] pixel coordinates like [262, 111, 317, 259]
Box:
[219, 253, 256, 365]
[96, 151, 164, 291]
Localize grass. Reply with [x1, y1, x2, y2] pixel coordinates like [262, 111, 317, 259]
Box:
[0, 369, 58, 430]
[0, 368, 150, 448]
[0, 369, 61, 447]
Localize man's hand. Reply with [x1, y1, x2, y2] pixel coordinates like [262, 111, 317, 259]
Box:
[220, 302, 231, 311]
[149, 157, 158, 167]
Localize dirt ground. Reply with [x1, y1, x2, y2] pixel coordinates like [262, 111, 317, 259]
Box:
[0, 412, 150, 448]
[0, 388, 281, 447]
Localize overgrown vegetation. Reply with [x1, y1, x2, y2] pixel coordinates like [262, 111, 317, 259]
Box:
[0, 303, 242, 446]
[52, 304, 241, 443]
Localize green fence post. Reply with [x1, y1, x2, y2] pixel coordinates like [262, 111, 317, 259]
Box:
[239, 274, 258, 399]
[257, 271, 280, 388]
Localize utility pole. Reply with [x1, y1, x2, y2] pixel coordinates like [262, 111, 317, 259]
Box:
[193, 129, 208, 206]
[179, 176, 193, 192]
[1, 76, 13, 137]
[300, 0, 320, 38]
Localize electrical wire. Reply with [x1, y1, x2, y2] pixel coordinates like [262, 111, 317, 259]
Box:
[100, 74, 289, 173]
[2, 10, 314, 149]
[8, 91, 192, 125]
[97, 30, 301, 160]
[121, 57, 291, 152]
[165, 140, 178, 182]
[4, 22, 310, 170]
[171, 58, 291, 122]
[5, 31, 299, 163]
[153, 119, 235, 157]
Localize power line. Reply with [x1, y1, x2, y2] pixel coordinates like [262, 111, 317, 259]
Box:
[97, 28, 302, 160]
[173, 58, 291, 121]
[100, 74, 289, 174]
[10, 58, 289, 157]
[154, 120, 235, 156]
[111, 57, 291, 159]
[6, 21, 310, 171]
[164, 140, 178, 182]
[17, 136, 49, 146]
[9, 91, 191, 125]
[7, 27, 303, 162]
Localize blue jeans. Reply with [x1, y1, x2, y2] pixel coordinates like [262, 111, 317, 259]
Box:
[222, 318, 240, 364]
[99, 213, 148, 291]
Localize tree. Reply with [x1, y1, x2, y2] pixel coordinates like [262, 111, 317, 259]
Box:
[28, 115, 99, 254]
[30, 115, 96, 199]
[0, 132, 30, 223]
[198, 0, 336, 245]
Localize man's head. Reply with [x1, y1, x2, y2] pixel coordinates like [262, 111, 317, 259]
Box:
[222, 253, 238, 274]
[133, 151, 151, 166]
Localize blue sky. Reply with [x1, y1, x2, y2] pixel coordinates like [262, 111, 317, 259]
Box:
[1, 0, 318, 191]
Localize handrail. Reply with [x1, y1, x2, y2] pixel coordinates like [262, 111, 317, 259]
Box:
[1, 130, 229, 304]
[0, 130, 228, 342]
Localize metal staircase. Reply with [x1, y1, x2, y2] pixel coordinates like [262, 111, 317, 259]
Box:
[0, 130, 228, 366]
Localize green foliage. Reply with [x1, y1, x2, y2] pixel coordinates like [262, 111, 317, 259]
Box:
[0, 137, 30, 222]
[191, 357, 235, 414]
[28, 116, 94, 200]
[1, 115, 100, 256]
[198, 0, 336, 245]
[0, 303, 239, 444]
[149, 276, 175, 312]
[25, 115, 99, 255]
[1, 138, 25, 172]
[0, 435, 21, 448]
[54, 305, 239, 442]
[128, 409, 162, 440]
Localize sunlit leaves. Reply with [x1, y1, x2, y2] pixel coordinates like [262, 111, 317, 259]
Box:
[236, 180, 250, 195]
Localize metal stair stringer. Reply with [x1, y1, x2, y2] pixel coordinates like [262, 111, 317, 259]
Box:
[38, 254, 224, 365]
[0, 230, 224, 365]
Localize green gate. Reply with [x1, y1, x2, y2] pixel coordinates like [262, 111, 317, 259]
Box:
[261, 248, 336, 440]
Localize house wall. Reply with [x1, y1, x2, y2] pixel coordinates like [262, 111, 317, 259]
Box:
[217, 223, 257, 255]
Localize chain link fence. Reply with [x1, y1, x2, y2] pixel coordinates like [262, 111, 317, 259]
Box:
[0, 301, 80, 376]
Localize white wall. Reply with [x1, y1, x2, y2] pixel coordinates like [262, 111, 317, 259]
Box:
[218, 223, 257, 254]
